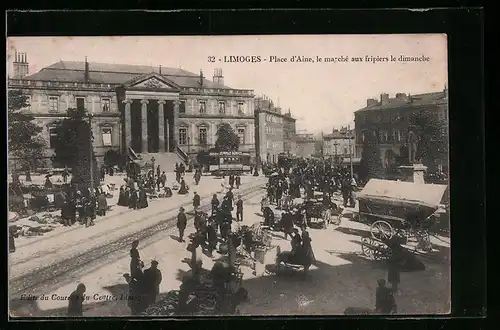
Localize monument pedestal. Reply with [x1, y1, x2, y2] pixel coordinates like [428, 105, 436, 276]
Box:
[398, 164, 427, 184]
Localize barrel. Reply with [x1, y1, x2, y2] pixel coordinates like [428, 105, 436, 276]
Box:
[254, 248, 266, 264]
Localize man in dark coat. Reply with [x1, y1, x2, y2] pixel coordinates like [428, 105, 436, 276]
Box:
[375, 279, 397, 314]
[67, 283, 86, 317]
[177, 207, 188, 242]
[211, 194, 220, 213]
[276, 183, 283, 209]
[236, 195, 243, 222]
[97, 192, 108, 216]
[235, 175, 241, 189]
[193, 192, 200, 212]
[281, 208, 294, 240]
[142, 260, 162, 306]
[229, 175, 235, 189]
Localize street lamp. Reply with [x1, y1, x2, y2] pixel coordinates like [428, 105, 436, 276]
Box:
[333, 141, 339, 163]
[151, 156, 156, 176]
[88, 113, 95, 194]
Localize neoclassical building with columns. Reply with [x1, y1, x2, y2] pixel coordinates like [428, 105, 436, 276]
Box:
[8, 57, 256, 165]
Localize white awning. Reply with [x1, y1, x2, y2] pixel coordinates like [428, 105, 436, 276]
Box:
[357, 179, 448, 209]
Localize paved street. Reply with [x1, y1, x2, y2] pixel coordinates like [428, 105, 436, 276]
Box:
[9, 176, 450, 317]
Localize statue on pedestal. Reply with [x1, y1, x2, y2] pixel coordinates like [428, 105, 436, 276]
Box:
[407, 131, 418, 164]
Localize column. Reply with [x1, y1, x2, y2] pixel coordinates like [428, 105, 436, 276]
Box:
[158, 99, 166, 152]
[123, 99, 132, 151]
[166, 119, 170, 152]
[141, 99, 149, 153]
[173, 100, 180, 149]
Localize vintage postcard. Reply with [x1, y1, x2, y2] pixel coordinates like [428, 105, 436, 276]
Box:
[7, 35, 449, 317]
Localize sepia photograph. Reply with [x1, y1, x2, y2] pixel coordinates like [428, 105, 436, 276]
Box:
[7, 34, 449, 317]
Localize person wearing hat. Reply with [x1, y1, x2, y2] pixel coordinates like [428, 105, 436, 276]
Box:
[193, 191, 200, 212]
[143, 260, 162, 306]
[375, 279, 397, 314]
[177, 207, 188, 242]
[130, 240, 143, 281]
[236, 195, 243, 222]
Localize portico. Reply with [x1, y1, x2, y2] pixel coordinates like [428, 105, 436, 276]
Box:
[121, 74, 181, 154]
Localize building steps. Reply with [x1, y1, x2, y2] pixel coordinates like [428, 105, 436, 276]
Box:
[136, 152, 186, 173]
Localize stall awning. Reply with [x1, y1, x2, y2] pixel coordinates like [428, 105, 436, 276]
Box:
[357, 179, 448, 209]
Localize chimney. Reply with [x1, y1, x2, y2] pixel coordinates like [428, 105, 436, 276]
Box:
[366, 98, 378, 107]
[199, 69, 204, 88]
[444, 84, 448, 97]
[380, 93, 390, 105]
[84, 57, 90, 84]
[13, 50, 30, 78]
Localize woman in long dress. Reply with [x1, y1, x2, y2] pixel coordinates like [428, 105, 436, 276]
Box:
[178, 179, 189, 195]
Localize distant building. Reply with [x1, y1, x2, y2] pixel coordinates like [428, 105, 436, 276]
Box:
[293, 133, 316, 158]
[8, 53, 256, 167]
[323, 126, 357, 164]
[354, 89, 448, 172]
[254, 96, 296, 164]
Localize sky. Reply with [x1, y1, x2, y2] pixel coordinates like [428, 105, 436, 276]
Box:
[7, 35, 447, 134]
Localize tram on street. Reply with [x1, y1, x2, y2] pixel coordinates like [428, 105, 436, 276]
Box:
[208, 151, 251, 176]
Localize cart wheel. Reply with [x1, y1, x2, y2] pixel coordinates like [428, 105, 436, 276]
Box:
[361, 237, 374, 259]
[371, 221, 393, 240]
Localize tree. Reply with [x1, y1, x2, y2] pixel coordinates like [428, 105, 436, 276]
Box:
[408, 110, 448, 173]
[8, 89, 46, 170]
[51, 108, 99, 188]
[359, 133, 384, 182]
[214, 123, 240, 151]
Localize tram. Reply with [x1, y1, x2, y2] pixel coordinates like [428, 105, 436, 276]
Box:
[208, 151, 251, 176]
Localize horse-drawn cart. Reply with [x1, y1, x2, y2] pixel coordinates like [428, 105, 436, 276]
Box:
[356, 179, 448, 256]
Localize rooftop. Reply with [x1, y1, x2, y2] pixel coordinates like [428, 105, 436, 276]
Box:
[355, 90, 448, 113]
[19, 60, 239, 90]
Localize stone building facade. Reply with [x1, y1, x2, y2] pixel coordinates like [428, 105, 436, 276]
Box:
[354, 89, 449, 172]
[323, 127, 356, 162]
[254, 96, 296, 164]
[293, 133, 316, 158]
[8, 57, 256, 165]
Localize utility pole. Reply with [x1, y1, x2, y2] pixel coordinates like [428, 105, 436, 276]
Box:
[321, 131, 325, 159]
[348, 124, 353, 178]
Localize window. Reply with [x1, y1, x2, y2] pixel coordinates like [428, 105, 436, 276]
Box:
[49, 96, 59, 112]
[102, 98, 111, 112]
[179, 128, 187, 145]
[361, 131, 366, 143]
[199, 127, 207, 145]
[393, 129, 401, 142]
[199, 101, 206, 114]
[238, 102, 244, 114]
[179, 101, 186, 114]
[76, 97, 85, 110]
[49, 127, 58, 148]
[237, 128, 245, 144]
[218, 101, 226, 114]
[102, 128, 112, 146]
[344, 147, 348, 155]
[379, 130, 388, 143]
